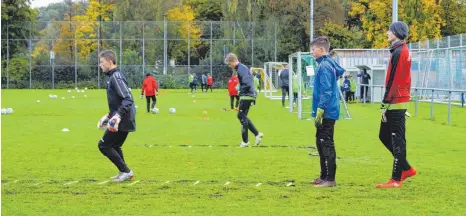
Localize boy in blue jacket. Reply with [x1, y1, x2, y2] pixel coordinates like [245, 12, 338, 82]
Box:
[311, 36, 345, 187]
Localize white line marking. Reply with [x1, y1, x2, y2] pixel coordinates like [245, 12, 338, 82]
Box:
[193, 180, 200, 185]
[256, 183, 262, 187]
[33, 181, 45, 186]
[129, 180, 140, 185]
[64, 181, 79, 186]
[286, 182, 294, 187]
[224, 181, 230, 186]
[97, 180, 109, 185]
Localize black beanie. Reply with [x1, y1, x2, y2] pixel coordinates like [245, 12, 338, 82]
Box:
[389, 21, 409, 40]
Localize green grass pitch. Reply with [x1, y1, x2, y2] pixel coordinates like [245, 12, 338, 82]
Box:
[1, 89, 466, 215]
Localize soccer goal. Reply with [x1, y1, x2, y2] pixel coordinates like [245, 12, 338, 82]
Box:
[263, 62, 288, 100]
[289, 51, 351, 120]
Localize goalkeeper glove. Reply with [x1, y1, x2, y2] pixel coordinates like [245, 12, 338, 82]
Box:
[314, 108, 324, 128]
[107, 114, 121, 132]
[97, 114, 110, 130]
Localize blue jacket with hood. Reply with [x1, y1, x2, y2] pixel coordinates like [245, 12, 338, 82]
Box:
[312, 55, 345, 120]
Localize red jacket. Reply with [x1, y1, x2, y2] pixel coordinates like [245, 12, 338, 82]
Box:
[383, 41, 411, 104]
[227, 76, 239, 96]
[207, 76, 213, 86]
[141, 76, 158, 96]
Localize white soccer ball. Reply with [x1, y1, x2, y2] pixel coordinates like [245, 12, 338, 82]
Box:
[49, 94, 53, 98]
[52, 95, 58, 99]
[1, 108, 6, 115]
[37, 100, 40, 103]
[6, 108, 13, 114]
[169, 108, 176, 114]
[151, 108, 159, 114]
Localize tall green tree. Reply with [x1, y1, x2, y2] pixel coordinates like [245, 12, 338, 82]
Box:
[440, 0, 466, 36]
[1, 0, 38, 56]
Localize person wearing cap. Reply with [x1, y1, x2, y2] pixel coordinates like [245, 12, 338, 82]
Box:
[376, 21, 417, 188]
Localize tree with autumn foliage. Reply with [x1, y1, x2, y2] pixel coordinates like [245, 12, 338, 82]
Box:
[52, 0, 113, 64]
[165, 3, 203, 63]
[349, 0, 444, 48]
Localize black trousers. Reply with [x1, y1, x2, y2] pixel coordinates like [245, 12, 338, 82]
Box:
[348, 91, 355, 101]
[293, 92, 298, 103]
[379, 109, 411, 181]
[360, 86, 369, 100]
[98, 130, 130, 173]
[316, 119, 336, 181]
[282, 86, 290, 107]
[237, 100, 259, 143]
[206, 84, 213, 92]
[230, 95, 239, 109]
[146, 95, 156, 112]
[201, 83, 206, 91]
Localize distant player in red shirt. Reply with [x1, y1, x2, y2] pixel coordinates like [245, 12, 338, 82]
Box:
[206, 74, 213, 92]
[140, 73, 159, 113]
[228, 74, 240, 110]
[376, 21, 417, 188]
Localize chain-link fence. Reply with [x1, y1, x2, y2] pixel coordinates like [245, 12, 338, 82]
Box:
[333, 33, 466, 100]
[1, 21, 279, 89]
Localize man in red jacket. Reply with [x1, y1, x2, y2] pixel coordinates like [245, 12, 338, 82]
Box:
[228, 74, 239, 110]
[376, 21, 417, 188]
[140, 73, 159, 113]
[206, 74, 213, 92]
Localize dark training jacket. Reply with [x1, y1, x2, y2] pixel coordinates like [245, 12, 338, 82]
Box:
[106, 68, 136, 132]
[235, 63, 257, 98]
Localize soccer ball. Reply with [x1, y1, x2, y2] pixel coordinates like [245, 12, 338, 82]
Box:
[169, 108, 176, 114]
[6, 108, 13, 114]
[151, 108, 159, 114]
[52, 95, 58, 99]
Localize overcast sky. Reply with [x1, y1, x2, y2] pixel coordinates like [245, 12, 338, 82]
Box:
[30, 0, 64, 8]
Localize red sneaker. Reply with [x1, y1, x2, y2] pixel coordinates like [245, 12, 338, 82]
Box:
[376, 179, 402, 188]
[401, 167, 417, 181]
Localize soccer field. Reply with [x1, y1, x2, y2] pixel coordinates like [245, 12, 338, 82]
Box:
[1, 89, 466, 216]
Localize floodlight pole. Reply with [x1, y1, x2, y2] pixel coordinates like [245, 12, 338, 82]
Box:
[163, 14, 168, 75]
[310, 0, 314, 51]
[392, 0, 398, 23]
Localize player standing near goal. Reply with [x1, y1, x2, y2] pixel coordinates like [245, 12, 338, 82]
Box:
[376, 21, 416, 188]
[311, 36, 345, 187]
[140, 73, 159, 113]
[224, 53, 263, 147]
[97, 50, 136, 182]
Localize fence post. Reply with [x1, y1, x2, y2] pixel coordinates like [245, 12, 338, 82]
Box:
[274, 22, 277, 62]
[51, 40, 55, 89]
[75, 22, 78, 88]
[6, 22, 9, 88]
[210, 21, 213, 75]
[29, 22, 32, 89]
[142, 21, 145, 77]
[448, 91, 452, 125]
[119, 21, 123, 77]
[430, 89, 434, 119]
[188, 21, 191, 75]
[415, 88, 419, 116]
[251, 22, 254, 67]
[163, 15, 167, 75]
